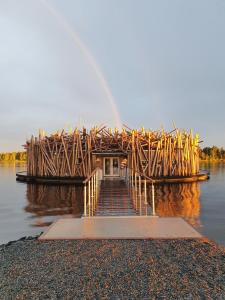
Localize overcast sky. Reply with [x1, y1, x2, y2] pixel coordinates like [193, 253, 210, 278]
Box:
[0, 0, 225, 151]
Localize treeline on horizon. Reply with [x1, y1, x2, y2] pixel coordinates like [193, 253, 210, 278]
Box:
[0, 146, 224, 162]
[0, 152, 26, 162]
[200, 146, 225, 160]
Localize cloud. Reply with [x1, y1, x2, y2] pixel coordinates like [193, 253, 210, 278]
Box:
[0, 0, 225, 150]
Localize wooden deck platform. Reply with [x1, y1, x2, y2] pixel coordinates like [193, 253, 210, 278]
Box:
[39, 216, 202, 240]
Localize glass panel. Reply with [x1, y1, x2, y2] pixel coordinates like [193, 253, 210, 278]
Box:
[112, 158, 119, 175]
[105, 158, 111, 175]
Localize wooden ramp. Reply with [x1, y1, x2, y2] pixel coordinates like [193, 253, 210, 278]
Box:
[39, 216, 202, 240]
[94, 179, 151, 217]
[95, 179, 137, 216]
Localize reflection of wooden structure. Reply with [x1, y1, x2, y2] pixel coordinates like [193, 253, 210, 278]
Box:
[25, 126, 200, 179]
[154, 182, 201, 225]
[25, 184, 83, 217]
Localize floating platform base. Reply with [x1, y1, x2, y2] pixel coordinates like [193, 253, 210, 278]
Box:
[16, 171, 84, 185]
[17, 171, 209, 185]
[149, 173, 210, 184]
[39, 216, 202, 240]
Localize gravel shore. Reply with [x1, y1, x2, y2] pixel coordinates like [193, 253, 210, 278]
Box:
[0, 238, 224, 299]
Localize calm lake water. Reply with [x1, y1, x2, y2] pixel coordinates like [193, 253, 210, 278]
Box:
[0, 162, 224, 246]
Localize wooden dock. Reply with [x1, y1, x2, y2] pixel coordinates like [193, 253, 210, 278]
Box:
[39, 216, 202, 240]
[39, 178, 202, 240]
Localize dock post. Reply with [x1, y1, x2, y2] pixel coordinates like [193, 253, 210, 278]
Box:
[131, 170, 133, 188]
[135, 173, 138, 208]
[127, 168, 131, 195]
[95, 172, 97, 206]
[95, 172, 98, 203]
[152, 183, 155, 216]
[88, 180, 91, 216]
[91, 176, 94, 215]
[84, 184, 87, 216]
[135, 173, 137, 191]
[144, 179, 147, 204]
[93, 174, 96, 209]
[139, 176, 141, 198]
[139, 175, 141, 214]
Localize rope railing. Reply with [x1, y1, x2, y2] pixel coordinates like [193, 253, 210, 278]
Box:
[83, 167, 101, 217]
[126, 168, 156, 216]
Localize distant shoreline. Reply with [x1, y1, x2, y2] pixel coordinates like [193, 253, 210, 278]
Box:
[0, 151, 26, 163]
[0, 160, 26, 163]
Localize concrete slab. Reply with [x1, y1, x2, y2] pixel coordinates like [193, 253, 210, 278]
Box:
[39, 216, 202, 240]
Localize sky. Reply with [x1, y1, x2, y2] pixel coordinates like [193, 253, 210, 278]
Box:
[0, 0, 225, 151]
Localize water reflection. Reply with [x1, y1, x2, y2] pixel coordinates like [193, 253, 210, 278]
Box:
[1, 163, 224, 245]
[26, 182, 201, 227]
[149, 183, 201, 227]
[25, 184, 84, 227]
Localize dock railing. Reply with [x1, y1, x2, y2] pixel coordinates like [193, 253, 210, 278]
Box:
[83, 167, 101, 217]
[126, 168, 156, 216]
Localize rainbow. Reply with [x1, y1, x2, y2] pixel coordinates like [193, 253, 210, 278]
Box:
[39, 0, 122, 129]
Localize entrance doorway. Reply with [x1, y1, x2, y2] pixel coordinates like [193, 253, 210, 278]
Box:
[104, 157, 119, 177]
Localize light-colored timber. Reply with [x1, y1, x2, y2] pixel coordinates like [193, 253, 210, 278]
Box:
[20, 125, 204, 182]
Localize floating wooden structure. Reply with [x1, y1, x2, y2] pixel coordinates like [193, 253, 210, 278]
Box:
[21, 126, 202, 183]
[22, 126, 205, 239]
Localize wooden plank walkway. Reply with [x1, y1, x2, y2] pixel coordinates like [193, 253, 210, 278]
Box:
[95, 179, 137, 216]
[94, 179, 151, 216]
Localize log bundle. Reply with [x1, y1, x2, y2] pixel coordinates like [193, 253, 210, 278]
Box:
[25, 126, 200, 178]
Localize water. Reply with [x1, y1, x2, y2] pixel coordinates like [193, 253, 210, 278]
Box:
[0, 162, 224, 246]
[0, 163, 83, 244]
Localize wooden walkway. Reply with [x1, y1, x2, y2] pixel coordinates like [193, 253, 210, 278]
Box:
[39, 178, 202, 240]
[94, 179, 152, 216]
[95, 179, 137, 216]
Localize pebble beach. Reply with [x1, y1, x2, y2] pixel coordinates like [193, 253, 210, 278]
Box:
[0, 237, 224, 299]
